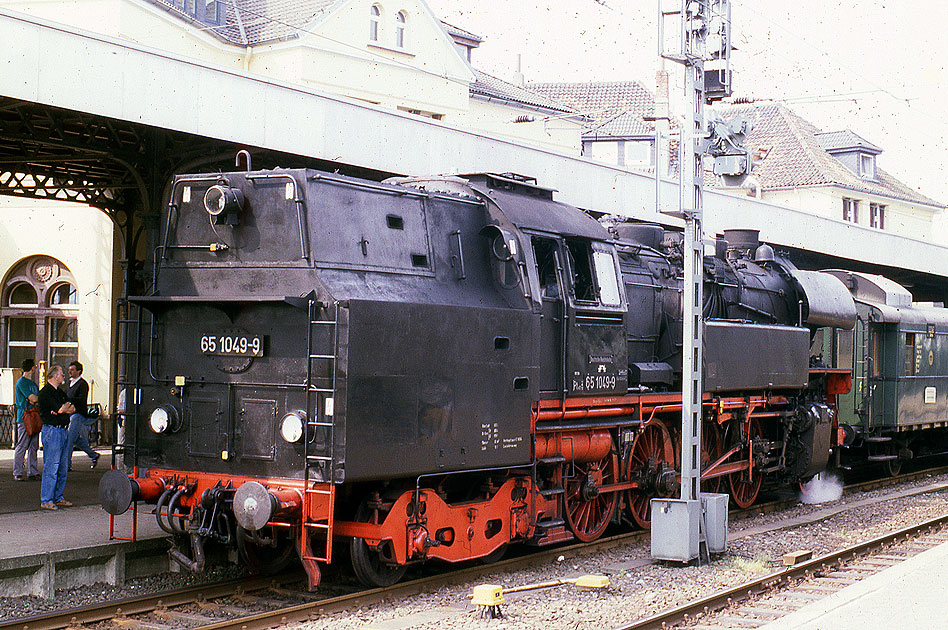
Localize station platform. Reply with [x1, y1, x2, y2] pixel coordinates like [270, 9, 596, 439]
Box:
[0, 447, 164, 560]
[760, 538, 948, 629]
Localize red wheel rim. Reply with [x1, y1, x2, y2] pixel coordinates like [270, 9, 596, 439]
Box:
[564, 451, 619, 542]
[625, 421, 674, 529]
[729, 417, 763, 509]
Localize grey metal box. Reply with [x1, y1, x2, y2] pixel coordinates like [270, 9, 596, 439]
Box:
[701, 492, 729, 553]
[650, 498, 700, 562]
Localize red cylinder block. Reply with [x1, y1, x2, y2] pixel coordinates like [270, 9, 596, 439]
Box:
[535, 430, 612, 463]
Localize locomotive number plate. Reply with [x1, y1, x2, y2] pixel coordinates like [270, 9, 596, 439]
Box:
[201, 334, 263, 357]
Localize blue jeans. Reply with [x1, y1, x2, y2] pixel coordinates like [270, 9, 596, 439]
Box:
[67, 413, 98, 467]
[40, 424, 70, 505]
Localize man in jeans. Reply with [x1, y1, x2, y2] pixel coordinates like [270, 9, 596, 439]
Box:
[13, 358, 40, 481]
[65, 361, 100, 470]
[37, 365, 75, 510]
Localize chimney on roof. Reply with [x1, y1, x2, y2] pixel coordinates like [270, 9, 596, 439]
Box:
[512, 54, 525, 87]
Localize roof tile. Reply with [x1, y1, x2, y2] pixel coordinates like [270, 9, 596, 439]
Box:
[528, 81, 657, 138]
[716, 102, 943, 208]
[471, 71, 574, 114]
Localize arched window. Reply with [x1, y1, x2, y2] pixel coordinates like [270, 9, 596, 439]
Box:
[370, 5, 381, 42]
[7, 283, 37, 307]
[395, 10, 406, 48]
[49, 283, 78, 306]
[1, 256, 79, 369]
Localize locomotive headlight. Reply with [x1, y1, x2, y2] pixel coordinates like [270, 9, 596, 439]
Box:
[203, 185, 244, 225]
[149, 406, 177, 434]
[280, 411, 305, 443]
[203, 185, 244, 215]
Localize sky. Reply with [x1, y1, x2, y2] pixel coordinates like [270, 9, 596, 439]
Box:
[427, 1, 948, 207]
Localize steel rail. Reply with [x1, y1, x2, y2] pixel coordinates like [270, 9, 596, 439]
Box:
[612, 512, 948, 630]
[0, 577, 279, 630]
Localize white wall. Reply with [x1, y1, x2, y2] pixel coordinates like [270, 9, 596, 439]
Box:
[760, 186, 939, 240]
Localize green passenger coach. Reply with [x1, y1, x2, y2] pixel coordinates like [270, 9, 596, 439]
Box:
[825, 271, 948, 475]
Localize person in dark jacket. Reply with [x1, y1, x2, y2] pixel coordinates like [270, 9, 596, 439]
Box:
[37, 365, 75, 510]
[65, 361, 99, 470]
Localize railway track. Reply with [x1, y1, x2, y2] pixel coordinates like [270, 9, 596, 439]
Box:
[615, 513, 948, 630]
[5, 464, 948, 630]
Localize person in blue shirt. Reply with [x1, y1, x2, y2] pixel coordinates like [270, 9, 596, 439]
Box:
[13, 358, 41, 481]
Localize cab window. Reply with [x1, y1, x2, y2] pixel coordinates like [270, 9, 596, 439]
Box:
[566, 239, 596, 302]
[593, 250, 621, 306]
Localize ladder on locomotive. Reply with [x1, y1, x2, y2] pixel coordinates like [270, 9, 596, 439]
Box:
[109, 298, 144, 541]
[301, 298, 340, 564]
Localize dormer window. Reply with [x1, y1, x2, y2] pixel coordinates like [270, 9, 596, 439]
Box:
[395, 11, 407, 48]
[859, 153, 876, 179]
[370, 5, 381, 42]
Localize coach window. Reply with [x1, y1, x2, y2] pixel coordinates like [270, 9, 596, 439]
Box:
[904, 332, 917, 376]
[1, 256, 78, 369]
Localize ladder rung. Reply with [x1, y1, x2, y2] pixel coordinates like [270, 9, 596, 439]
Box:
[309, 421, 334, 427]
[309, 354, 334, 359]
[310, 320, 335, 325]
[307, 455, 333, 462]
[308, 387, 333, 393]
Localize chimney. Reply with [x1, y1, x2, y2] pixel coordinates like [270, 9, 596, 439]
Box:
[512, 53, 525, 87]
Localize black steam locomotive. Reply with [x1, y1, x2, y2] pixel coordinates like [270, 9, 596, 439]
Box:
[100, 165, 857, 587]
